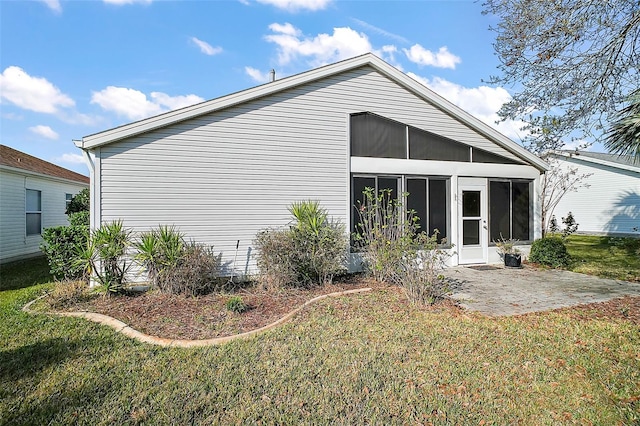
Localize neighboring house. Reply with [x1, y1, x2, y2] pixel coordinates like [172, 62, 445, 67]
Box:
[0, 145, 90, 264]
[74, 53, 548, 275]
[546, 150, 640, 236]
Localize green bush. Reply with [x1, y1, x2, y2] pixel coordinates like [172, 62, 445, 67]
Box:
[529, 237, 570, 268]
[255, 201, 347, 289]
[226, 296, 248, 313]
[134, 225, 185, 288]
[155, 242, 222, 296]
[77, 220, 132, 294]
[66, 188, 90, 215]
[40, 225, 89, 281]
[68, 211, 90, 227]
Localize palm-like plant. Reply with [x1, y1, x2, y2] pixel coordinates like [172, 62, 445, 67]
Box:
[605, 89, 640, 163]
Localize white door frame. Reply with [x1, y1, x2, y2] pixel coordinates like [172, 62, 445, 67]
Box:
[458, 177, 488, 264]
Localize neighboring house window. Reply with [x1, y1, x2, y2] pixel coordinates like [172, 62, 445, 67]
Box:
[26, 189, 42, 236]
[489, 180, 532, 242]
[351, 175, 450, 244]
[66, 193, 73, 211]
[350, 112, 521, 165]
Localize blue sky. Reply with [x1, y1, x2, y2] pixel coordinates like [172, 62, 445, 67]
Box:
[0, 0, 594, 176]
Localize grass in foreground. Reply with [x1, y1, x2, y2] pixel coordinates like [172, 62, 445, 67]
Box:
[1, 258, 639, 424]
[566, 235, 640, 282]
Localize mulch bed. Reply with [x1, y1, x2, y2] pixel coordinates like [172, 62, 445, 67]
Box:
[545, 295, 640, 326]
[58, 275, 385, 340]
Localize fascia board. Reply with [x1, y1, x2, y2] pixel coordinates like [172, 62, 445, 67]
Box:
[551, 152, 640, 174]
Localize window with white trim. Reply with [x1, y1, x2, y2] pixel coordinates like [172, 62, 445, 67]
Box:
[26, 189, 42, 236]
[66, 193, 73, 211]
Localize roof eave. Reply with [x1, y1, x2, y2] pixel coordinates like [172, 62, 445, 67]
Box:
[549, 151, 640, 174]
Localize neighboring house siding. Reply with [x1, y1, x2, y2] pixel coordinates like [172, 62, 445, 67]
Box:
[552, 156, 640, 236]
[0, 168, 88, 263]
[99, 66, 526, 274]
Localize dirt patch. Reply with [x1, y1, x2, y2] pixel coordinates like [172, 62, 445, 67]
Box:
[54, 276, 384, 340]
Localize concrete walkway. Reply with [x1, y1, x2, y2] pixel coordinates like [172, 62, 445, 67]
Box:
[445, 265, 640, 316]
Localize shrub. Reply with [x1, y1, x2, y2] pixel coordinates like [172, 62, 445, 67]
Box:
[134, 225, 185, 287]
[77, 220, 132, 294]
[353, 187, 418, 283]
[226, 296, 248, 313]
[561, 212, 579, 238]
[255, 229, 298, 289]
[68, 211, 90, 227]
[396, 232, 450, 305]
[40, 225, 89, 280]
[254, 201, 347, 289]
[46, 280, 92, 310]
[155, 242, 222, 296]
[66, 188, 90, 215]
[529, 237, 570, 268]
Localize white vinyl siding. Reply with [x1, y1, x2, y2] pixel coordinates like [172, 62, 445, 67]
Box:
[551, 156, 640, 236]
[98, 66, 533, 274]
[0, 168, 88, 263]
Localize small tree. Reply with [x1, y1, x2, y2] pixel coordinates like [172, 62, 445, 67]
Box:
[353, 187, 417, 283]
[540, 156, 592, 236]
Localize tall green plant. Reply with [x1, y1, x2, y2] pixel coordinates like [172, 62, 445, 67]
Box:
[41, 225, 89, 281]
[77, 220, 132, 294]
[134, 225, 184, 286]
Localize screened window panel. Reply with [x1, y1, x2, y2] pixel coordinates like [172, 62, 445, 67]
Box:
[350, 113, 406, 159]
[408, 127, 470, 162]
[463, 220, 480, 245]
[429, 179, 448, 242]
[472, 148, 521, 165]
[352, 176, 375, 235]
[512, 182, 531, 240]
[26, 189, 41, 211]
[406, 179, 427, 234]
[462, 191, 480, 217]
[489, 181, 511, 241]
[26, 213, 41, 236]
[378, 177, 399, 200]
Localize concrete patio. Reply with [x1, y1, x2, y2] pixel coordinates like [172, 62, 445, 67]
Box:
[445, 265, 640, 316]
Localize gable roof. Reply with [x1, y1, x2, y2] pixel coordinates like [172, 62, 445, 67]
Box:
[0, 145, 90, 184]
[77, 53, 548, 171]
[552, 150, 640, 174]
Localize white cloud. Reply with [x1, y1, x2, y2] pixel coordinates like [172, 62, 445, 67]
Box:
[91, 86, 204, 121]
[407, 73, 527, 140]
[39, 0, 62, 13]
[265, 23, 372, 66]
[103, 0, 152, 5]
[256, 0, 331, 12]
[29, 125, 59, 140]
[245, 67, 271, 83]
[150, 92, 204, 110]
[191, 37, 223, 56]
[55, 153, 86, 165]
[0, 66, 74, 114]
[404, 44, 461, 69]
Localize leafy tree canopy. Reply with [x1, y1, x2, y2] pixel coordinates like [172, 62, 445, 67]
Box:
[483, 0, 640, 153]
[66, 188, 90, 215]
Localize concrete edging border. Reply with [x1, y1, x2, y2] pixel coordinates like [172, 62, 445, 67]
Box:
[22, 287, 373, 348]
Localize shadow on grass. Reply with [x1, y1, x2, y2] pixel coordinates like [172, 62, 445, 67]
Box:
[0, 257, 52, 292]
[0, 337, 85, 383]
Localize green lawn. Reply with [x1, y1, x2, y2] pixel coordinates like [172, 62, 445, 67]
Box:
[1, 256, 639, 425]
[566, 235, 640, 282]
